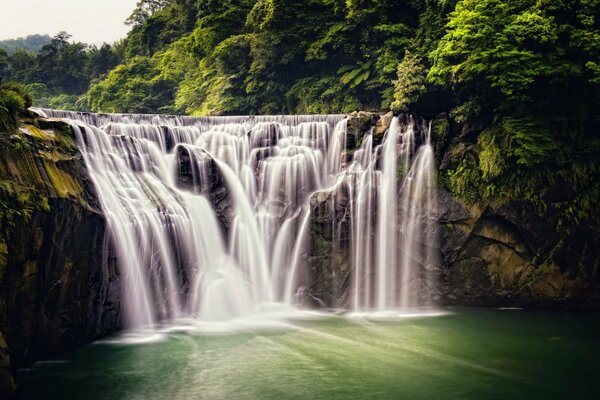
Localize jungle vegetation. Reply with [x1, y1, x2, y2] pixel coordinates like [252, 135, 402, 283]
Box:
[0, 0, 598, 237]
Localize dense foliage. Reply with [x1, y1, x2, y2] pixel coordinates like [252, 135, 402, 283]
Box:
[428, 0, 600, 236]
[83, 0, 437, 114]
[0, 34, 51, 54]
[0, 83, 30, 133]
[1, 0, 598, 237]
[0, 32, 121, 110]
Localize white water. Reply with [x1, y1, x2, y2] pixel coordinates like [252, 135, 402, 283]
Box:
[336, 117, 437, 312]
[33, 108, 437, 327]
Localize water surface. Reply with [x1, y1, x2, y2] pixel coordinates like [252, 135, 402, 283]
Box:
[17, 308, 600, 399]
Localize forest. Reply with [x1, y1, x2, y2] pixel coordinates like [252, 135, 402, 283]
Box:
[1, 0, 598, 243]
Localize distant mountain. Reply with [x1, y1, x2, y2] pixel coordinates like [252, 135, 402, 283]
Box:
[0, 34, 52, 54]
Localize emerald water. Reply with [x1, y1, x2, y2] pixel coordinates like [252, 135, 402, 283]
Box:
[17, 308, 599, 399]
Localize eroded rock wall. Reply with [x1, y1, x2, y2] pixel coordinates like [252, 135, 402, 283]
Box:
[0, 119, 121, 397]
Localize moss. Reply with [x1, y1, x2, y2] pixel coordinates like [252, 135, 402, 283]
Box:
[447, 155, 482, 205]
[39, 150, 72, 163]
[397, 163, 408, 177]
[0, 181, 50, 226]
[0, 119, 85, 232]
[22, 125, 55, 141]
[432, 114, 449, 143]
[43, 161, 82, 198]
[22, 123, 76, 150]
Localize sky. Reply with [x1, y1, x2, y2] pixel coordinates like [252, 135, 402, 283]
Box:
[0, 0, 140, 44]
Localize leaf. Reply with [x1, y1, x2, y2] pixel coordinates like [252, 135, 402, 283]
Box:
[336, 64, 355, 74]
[340, 68, 362, 85]
[350, 70, 370, 88]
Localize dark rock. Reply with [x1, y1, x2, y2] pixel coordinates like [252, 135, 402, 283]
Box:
[0, 120, 122, 393]
[437, 198, 600, 308]
[305, 186, 353, 308]
[208, 184, 232, 236]
[175, 145, 221, 193]
[459, 121, 484, 144]
[347, 111, 378, 150]
[0, 332, 15, 399]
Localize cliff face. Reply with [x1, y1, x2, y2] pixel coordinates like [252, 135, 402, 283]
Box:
[306, 112, 600, 309]
[436, 191, 599, 307]
[0, 119, 121, 397]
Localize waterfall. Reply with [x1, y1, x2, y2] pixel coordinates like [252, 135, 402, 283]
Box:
[34, 108, 436, 327]
[341, 117, 437, 312]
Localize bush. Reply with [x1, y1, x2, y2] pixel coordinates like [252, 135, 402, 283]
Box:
[0, 83, 28, 133]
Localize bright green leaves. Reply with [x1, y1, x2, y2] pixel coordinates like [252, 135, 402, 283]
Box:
[87, 56, 175, 114]
[126, 0, 173, 28]
[505, 10, 557, 44]
[0, 84, 28, 133]
[391, 50, 427, 112]
[82, 0, 425, 114]
[476, 117, 555, 181]
[429, 0, 548, 99]
[499, 118, 558, 166]
[338, 61, 373, 88]
[246, 0, 275, 30]
[286, 76, 360, 113]
[429, 0, 600, 108]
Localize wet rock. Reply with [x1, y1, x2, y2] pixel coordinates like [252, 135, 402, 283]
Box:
[250, 122, 280, 147]
[374, 111, 394, 137]
[175, 145, 221, 193]
[0, 120, 122, 383]
[305, 185, 353, 308]
[347, 111, 377, 150]
[0, 332, 15, 399]
[208, 184, 232, 236]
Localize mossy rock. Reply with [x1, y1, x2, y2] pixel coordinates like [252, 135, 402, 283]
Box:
[43, 161, 83, 198]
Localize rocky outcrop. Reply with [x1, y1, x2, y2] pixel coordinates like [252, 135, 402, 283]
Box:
[304, 185, 353, 308]
[0, 119, 121, 397]
[306, 112, 600, 310]
[0, 332, 15, 398]
[437, 192, 600, 308]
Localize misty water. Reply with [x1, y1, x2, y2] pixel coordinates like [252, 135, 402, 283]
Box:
[32, 109, 437, 325]
[21, 110, 599, 399]
[17, 308, 600, 399]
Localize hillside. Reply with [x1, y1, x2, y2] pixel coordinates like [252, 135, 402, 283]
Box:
[0, 34, 51, 54]
[85, 0, 600, 244]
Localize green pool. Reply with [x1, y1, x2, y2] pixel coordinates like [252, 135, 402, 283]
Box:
[16, 308, 600, 399]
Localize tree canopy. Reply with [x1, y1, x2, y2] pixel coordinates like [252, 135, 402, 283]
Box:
[0, 0, 598, 233]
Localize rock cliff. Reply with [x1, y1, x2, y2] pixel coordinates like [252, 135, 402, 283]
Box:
[0, 118, 121, 397]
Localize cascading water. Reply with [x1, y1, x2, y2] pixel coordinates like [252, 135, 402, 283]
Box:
[334, 117, 437, 312]
[33, 108, 437, 327]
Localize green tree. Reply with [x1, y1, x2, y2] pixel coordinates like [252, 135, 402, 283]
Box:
[7, 49, 38, 83]
[87, 44, 120, 80]
[126, 0, 174, 28]
[0, 49, 9, 82]
[391, 50, 427, 112]
[0, 84, 28, 132]
[429, 0, 600, 116]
